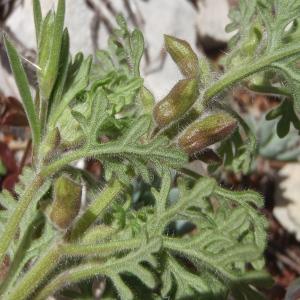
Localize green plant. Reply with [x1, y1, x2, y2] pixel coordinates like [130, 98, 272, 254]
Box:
[2, 0, 300, 299]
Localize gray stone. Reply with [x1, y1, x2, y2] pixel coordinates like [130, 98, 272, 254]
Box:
[196, 0, 232, 49]
[274, 164, 300, 241]
[2, 0, 200, 100]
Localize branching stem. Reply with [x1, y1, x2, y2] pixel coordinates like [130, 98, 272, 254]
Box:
[200, 43, 300, 109]
[0, 175, 43, 264]
[7, 238, 141, 300]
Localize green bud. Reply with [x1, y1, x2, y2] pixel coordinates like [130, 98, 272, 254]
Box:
[178, 113, 237, 155]
[46, 127, 61, 148]
[153, 78, 199, 128]
[241, 26, 262, 57]
[41, 127, 61, 161]
[50, 176, 81, 230]
[164, 35, 199, 78]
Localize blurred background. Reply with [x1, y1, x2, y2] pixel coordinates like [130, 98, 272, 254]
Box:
[1, 1, 300, 299]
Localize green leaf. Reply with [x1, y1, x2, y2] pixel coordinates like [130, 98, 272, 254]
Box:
[50, 28, 70, 110]
[3, 36, 41, 149]
[33, 0, 42, 44]
[226, 0, 300, 133]
[0, 168, 51, 259]
[39, 0, 65, 100]
[71, 88, 108, 145]
[254, 115, 300, 161]
[161, 254, 210, 298]
[131, 29, 144, 76]
[266, 99, 300, 138]
[49, 55, 92, 127]
[149, 175, 267, 299]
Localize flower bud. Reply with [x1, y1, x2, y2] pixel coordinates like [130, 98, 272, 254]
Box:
[153, 78, 199, 128]
[42, 127, 61, 162]
[50, 176, 81, 230]
[164, 35, 199, 78]
[178, 113, 237, 155]
[241, 26, 262, 57]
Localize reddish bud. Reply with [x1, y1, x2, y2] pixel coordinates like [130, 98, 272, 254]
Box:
[153, 78, 199, 128]
[178, 113, 237, 155]
[164, 35, 199, 78]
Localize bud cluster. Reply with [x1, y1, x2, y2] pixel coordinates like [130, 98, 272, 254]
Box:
[152, 36, 238, 156]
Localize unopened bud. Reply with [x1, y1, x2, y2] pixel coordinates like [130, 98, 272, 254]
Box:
[241, 26, 262, 57]
[50, 176, 81, 230]
[178, 113, 237, 155]
[42, 127, 61, 162]
[153, 78, 199, 128]
[47, 127, 61, 148]
[164, 35, 199, 78]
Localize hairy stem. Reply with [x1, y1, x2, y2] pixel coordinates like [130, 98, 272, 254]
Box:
[41, 142, 185, 177]
[39, 97, 49, 137]
[5, 245, 61, 300]
[70, 179, 123, 241]
[0, 175, 43, 264]
[201, 43, 300, 109]
[163, 237, 235, 281]
[0, 215, 43, 295]
[8, 238, 141, 300]
[61, 238, 141, 256]
[34, 262, 106, 300]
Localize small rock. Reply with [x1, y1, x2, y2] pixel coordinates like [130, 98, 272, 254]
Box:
[274, 163, 300, 241]
[139, 0, 200, 100]
[196, 0, 232, 51]
[2, 0, 200, 101]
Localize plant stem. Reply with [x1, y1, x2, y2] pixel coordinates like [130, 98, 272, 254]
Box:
[163, 237, 235, 281]
[34, 236, 146, 300]
[61, 238, 141, 256]
[8, 238, 141, 300]
[5, 245, 60, 300]
[41, 142, 185, 177]
[34, 262, 106, 300]
[0, 215, 43, 295]
[70, 179, 123, 240]
[0, 175, 43, 264]
[39, 97, 48, 137]
[201, 43, 300, 109]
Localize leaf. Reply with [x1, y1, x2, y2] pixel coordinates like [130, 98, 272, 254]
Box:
[38, 0, 65, 100]
[131, 29, 144, 76]
[253, 115, 300, 161]
[106, 77, 143, 114]
[33, 0, 42, 44]
[50, 28, 70, 110]
[227, 0, 300, 135]
[71, 88, 108, 144]
[0, 168, 53, 299]
[161, 254, 210, 299]
[49, 54, 92, 127]
[97, 237, 161, 300]
[149, 176, 268, 299]
[226, 0, 258, 47]
[97, 117, 187, 184]
[3, 37, 40, 148]
[91, 15, 146, 118]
